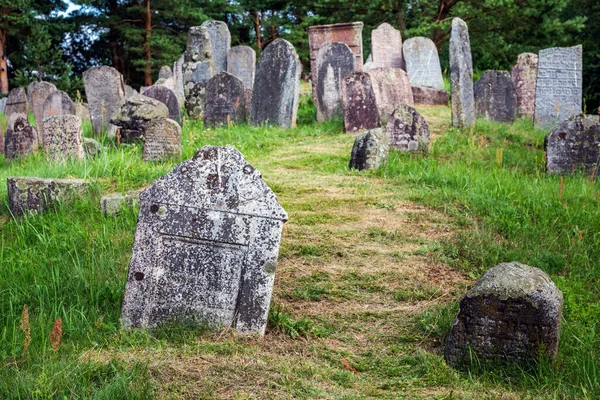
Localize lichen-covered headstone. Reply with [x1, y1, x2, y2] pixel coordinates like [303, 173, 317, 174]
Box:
[403, 37, 444, 90]
[474, 70, 517, 123]
[183, 26, 216, 120]
[511, 53, 538, 119]
[227, 46, 256, 114]
[201, 20, 231, 74]
[545, 115, 600, 175]
[369, 68, 414, 122]
[142, 86, 182, 125]
[83, 66, 126, 135]
[42, 115, 85, 162]
[5, 87, 28, 118]
[445, 262, 563, 367]
[412, 86, 450, 105]
[120, 146, 288, 335]
[315, 42, 356, 121]
[110, 94, 169, 142]
[29, 82, 57, 142]
[7, 177, 88, 217]
[250, 39, 301, 128]
[371, 23, 404, 70]
[204, 72, 246, 127]
[142, 118, 181, 161]
[450, 18, 475, 128]
[349, 128, 388, 170]
[342, 72, 381, 133]
[386, 104, 429, 152]
[534, 46, 582, 130]
[5, 113, 39, 160]
[42, 90, 76, 119]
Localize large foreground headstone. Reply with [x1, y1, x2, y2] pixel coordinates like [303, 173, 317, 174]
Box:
[43, 90, 76, 119]
[474, 70, 517, 123]
[545, 115, 600, 175]
[83, 66, 126, 135]
[250, 39, 301, 128]
[342, 72, 381, 133]
[204, 72, 246, 127]
[5, 113, 39, 160]
[315, 42, 356, 121]
[110, 94, 169, 142]
[511, 53, 538, 119]
[29, 82, 57, 142]
[445, 262, 563, 367]
[534, 46, 582, 130]
[142, 118, 182, 161]
[349, 128, 388, 170]
[369, 68, 414, 122]
[142, 86, 182, 125]
[386, 104, 430, 152]
[5, 88, 28, 118]
[450, 18, 475, 128]
[120, 146, 288, 335]
[201, 20, 231, 74]
[42, 115, 85, 162]
[403, 37, 444, 90]
[7, 177, 88, 217]
[371, 23, 404, 70]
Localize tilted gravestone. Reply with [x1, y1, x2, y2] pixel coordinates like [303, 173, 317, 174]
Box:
[184, 26, 216, 120]
[5, 87, 28, 118]
[83, 66, 126, 135]
[142, 86, 182, 125]
[7, 177, 88, 217]
[5, 113, 39, 160]
[342, 72, 381, 133]
[369, 68, 414, 122]
[403, 37, 445, 90]
[42, 115, 85, 162]
[120, 146, 288, 335]
[201, 20, 231, 74]
[445, 262, 563, 367]
[511, 53, 538, 119]
[43, 90, 76, 119]
[315, 42, 356, 122]
[29, 82, 57, 143]
[142, 118, 182, 162]
[227, 46, 256, 114]
[545, 115, 600, 175]
[412, 85, 449, 105]
[386, 104, 430, 152]
[250, 39, 301, 129]
[534, 45, 582, 130]
[474, 70, 517, 123]
[204, 72, 246, 128]
[450, 18, 475, 128]
[371, 23, 404, 70]
[349, 128, 388, 171]
[110, 94, 169, 142]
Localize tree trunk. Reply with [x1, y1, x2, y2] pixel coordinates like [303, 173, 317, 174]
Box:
[143, 0, 152, 86]
[432, 0, 461, 50]
[0, 28, 8, 94]
[252, 10, 261, 55]
[395, 0, 406, 32]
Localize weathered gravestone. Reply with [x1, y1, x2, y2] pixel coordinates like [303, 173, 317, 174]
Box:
[371, 23, 404, 70]
[142, 86, 182, 125]
[386, 104, 430, 152]
[110, 94, 169, 142]
[120, 146, 288, 335]
[250, 39, 301, 128]
[369, 68, 414, 122]
[183, 26, 216, 120]
[349, 128, 388, 171]
[204, 72, 246, 127]
[450, 18, 475, 128]
[511, 53, 538, 119]
[227, 46, 256, 113]
[173, 55, 185, 108]
[474, 70, 517, 123]
[29, 82, 57, 142]
[445, 262, 563, 367]
[545, 115, 600, 175]
[7, 177, 88, 217]
[534, 45, 582, 130]
[42, 115, 85, 162]
[101, 189, 144, 216]
[142, 118, 182, 161]
[159, 65, 173, 80]
[5, 113, 39, 160]
[342, 72, 381, 133]
[43, 90, 76, 119]
[5, 88, 28, 118]
[403, 37, 445, 90]
[201, 20, 231, 74]
[412, 85, 450, 105]
[83, 66, 126, 135]
[315, 42, 356, 121]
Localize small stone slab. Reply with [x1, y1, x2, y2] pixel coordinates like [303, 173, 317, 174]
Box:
[371, 23, 404, 70]
[545, 115, 600, 175]
[142, 118, 182, 161]
[42, 115, 85, 162]
[474, 70, 517, 123]
[5, 113, 39, 160]
[142, 86, 182, 125]
[369, 68, 414, 122]
[511, 53, 538, 119]
[83, 66, 126, 135]
[412, 85, 449, 105]
[101, 189, 143, 216]
[43, 90, 76, 119]
[5, 88, 28, 118]
[349, 128, 389, 171]
[445, 262, 563, 367]
[204, 72, 246, 128]
[83, 137, 103, 158]
[342, 72, 381, 133]
[7, 177, 88, 217]
[120, 146, 288, 335]
[315, 42, 356, 121]
[29, 82, 57, 142]
[110, 94, 169, 142]
[386, 104, 430, 152]
[450, 18, 475, 128]
[403, 37, 444, 90]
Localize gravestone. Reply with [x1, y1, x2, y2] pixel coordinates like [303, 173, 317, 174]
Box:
[110, 94, 169, 142]
[43, 90, 76, 119]
[369, 68, 414, 122]
[142, 118, 182, 161]
[83, 66, 126, 135]
[371, 23, 404, 70]
[511, 53, 538, 119]
[0, 97, 6, 114]
[5, 113, 39, 160]
[83, 137, 103, 158]
[42, 115, 85, 162]
[349, 128, 388, 170]
[412, 86, 450, 105]
[159, 65, 173, 80]
[545, 115, 600, 175]
[29, 82, 57, 143]
[184, 26, 216, 120]
[445, 262, 563, 367]
[7, 177, 88, 217]
[250, 39, 301, 128]
[227, 46, 256, 113]
[142, 86, 182, 125]
[120, 146, 288, 335]
[315, 42, 356, 121]
[342, 72, 381, 133]
[534, 46, 582, 130]
[5, 88, 28, 118]
[204, 72, 246, 127]
[450, 18, 475, 128]
[173, 55, 185, 107]
[386, 104, 430, 152]
[403, 37, 444, 90]
[101, 189, 144, 216]
[474, 70, 517, 123]
[201, 20, 231, 74]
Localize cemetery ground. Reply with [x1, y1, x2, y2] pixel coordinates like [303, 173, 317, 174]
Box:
[0, 96, 599, 399]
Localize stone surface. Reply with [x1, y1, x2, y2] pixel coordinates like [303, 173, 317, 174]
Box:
[349, 128, 388, 170]
[142, 85, 182, 125]
[545, 115, 600, 175]
[250, 39, 301, 128]
[120, 146, 288, 335]
[42, 115, 85, 162]
[101, 189, 144, 216]
[534, 46, 582, 130]
[0, 97, 6, 114]
[511, 53, 538, 119]
[201, 20, 231, 74]
[227, 46, 256, 114]
[5, 113, 39, 160]
[43, 90, 76, 119]
[386, 104, 430, 152]
[369, 68, 414, 122]
[371, 23, 404, 70]
[83, 137, 103, 158]
[29, 82, 57, 143]
[142, 118, 182, 161]
[159, 65, 173, 80]
[110, 94, 169, 142]
[173, 55, 185, 108]
[5, 88, 28, 118]
[183, 28, 216, 120]
[403, 37, 444, 90]
[7, 177, 88, 217]
[83, 66, 126, 135]
[342, 72, 381, 133]
[125, 85, 138, 99]
[412, 85, 450, 105]
[315, 42, 356, 121]
[204, 72, 246, 127]
[450, 18, 475, 128]
[445, 262, 563, 367]
[184, 26, 213, 63]
[76, 102, 91, 122]
[474, 70, 517, 123]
